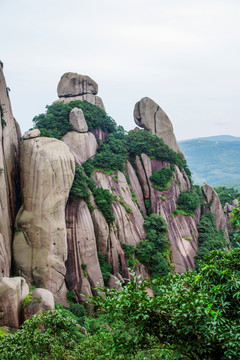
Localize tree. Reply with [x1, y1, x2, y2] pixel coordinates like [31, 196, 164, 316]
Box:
[91, 248, 240, 359]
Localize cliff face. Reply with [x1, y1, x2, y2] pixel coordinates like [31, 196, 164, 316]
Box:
[0, 70, 231, 321]
[0, 66, 20, 278]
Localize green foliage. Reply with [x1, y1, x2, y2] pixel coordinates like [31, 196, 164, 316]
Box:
[229, 194, 240, 241]
[97, 252, 112, 286]
[92, 187, 115, 224]
[0, 60, 3, 68]
[195, 212, 228, 270]
[68, 165, 94, 211]
[0, 310, 83, 359]
[144, 198, 151, 215]
[66, 100, 118, 133]
[121, 243, 136, 269]
[175, 189, 200, 216]
[91, 248, 240, 359]
[136, 214, 171, 278]
[214, 186, 239, 207]
[84, 130, 127, 173]
[150, 167, 173, 191]
[1, 118, 6, 127]
[32, 100, 118, 140]
[0, 168, 4, 174]
[126, 129, 191, 176]
[33, 103, 72, 139]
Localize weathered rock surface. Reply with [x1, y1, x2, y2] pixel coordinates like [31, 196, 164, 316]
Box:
[13, 137, 75, 304]
[62, 131, 98, 165]
[133, 153, 199, 272]
[57, 72, 98, 97]
[224, 199, 238, 229]
[55, 94, 105, 111]
[125, 160, 146, 214]
[93, 170, 146, 246]
[202, 184, 229, 240]
[22, 129, 41, 140]
[0, 67, 20, 277]
[0, 277, 29, 328]
[134, 97, 184, 156]
[65, 200, 104, 301]
[23, 288, 55, 321]
[69, 107, 88, 133]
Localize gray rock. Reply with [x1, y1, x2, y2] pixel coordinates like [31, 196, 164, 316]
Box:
[69, 107, 88, 133]
[134, 97, 184, 156]
[62, 131, 98, 164]
[0, 277, 29, 328]
[23, 288, 55, 321]
[22, 129, 41, 140]
[57, 72, 98, 98]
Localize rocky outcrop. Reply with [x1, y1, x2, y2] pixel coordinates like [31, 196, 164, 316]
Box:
[133, 153, 199, 272]
[62, 131, 98, 165]
[202, 184, 230, 240]
[13, 137, 75, 304]
[69, 107, 88, 133]
[224, 199, 238, 229]
[0, 67, 20, 277]
[56, 72, 105, 110]
[134, 97, 184, 156]
[22, 129, 41, 140]
[0, 277, 29, 328]
[57, 73, 98, 97]
[23, 288, 55, 321]
[65, 200, 104, 302]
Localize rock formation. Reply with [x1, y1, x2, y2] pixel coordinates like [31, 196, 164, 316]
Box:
[0, 66, 20, 277]
[55, 72, 105, 110]
[0, 68, 233, 329]
[134, 97, 184, 156]
[13, 135, 75, 304]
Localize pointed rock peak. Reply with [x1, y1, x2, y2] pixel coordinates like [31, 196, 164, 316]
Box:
[134, 97, 184, 156]
[57, 72, 98, 98]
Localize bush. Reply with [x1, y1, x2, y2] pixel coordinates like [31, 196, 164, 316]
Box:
[33, 103, 73, 139]
[194, 212, 228, 270]
[214, 186, 238, 207]
[98, 252, 112, 286]
[121, 243, 136, 269]
[126, 129, 191, 177]
[32, 100, 118, 140]
[69, 165, 94, 211]
[136, 214, 171, 278]
[176, 189, 200, 215]
[150, 167, 173, 191]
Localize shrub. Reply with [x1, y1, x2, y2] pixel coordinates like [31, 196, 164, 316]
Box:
[98, 252, 112, 286]
[121, 243, 136, 268]
[69, 165, 94, 211]
[176, 189, 200, 215]
[126, 129, 191, 177]
[194, 212, 228, 270]
[150, 167, 173, 191]
[214, 186, 239, 207]
[136, 214, 171, 278]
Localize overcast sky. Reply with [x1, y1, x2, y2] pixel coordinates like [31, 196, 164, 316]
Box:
[2, 0, 240, 140]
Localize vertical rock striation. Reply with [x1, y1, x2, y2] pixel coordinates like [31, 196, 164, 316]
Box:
[13, 134, 75, 304]
[0, 66, 20, 277]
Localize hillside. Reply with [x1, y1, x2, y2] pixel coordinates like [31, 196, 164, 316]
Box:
[180, 137, 240, 189]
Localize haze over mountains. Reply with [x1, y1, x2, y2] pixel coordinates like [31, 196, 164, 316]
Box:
[180, 135, 240, 190]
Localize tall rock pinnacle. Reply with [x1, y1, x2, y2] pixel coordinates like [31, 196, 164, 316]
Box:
[134, 97, 184, 157]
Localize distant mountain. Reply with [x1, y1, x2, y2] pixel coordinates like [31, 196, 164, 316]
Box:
[194, 135, 240, 142]
[179, 136, 240, 190]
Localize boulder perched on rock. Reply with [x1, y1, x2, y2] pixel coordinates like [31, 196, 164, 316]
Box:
[23, 288, 55, 321]
[134, 97, 184, 156]
[57, 72, 98, 98]
[22, 129, 41, 140]
[0, 277, 29, 328]
[69, 107, 88, 133]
